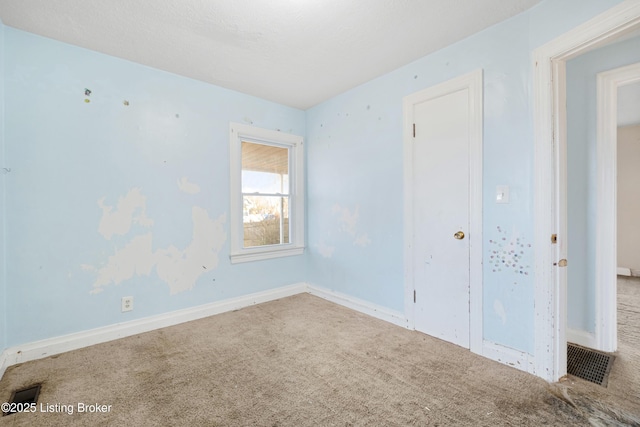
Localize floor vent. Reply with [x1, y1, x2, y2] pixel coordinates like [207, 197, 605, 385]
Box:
[2, 384, 42, 416]
[567, 343, 614, 386]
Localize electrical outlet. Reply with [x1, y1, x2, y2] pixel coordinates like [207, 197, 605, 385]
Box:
[121, 296, 133, 312]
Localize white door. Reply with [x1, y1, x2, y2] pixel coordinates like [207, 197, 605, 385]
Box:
[412, 88, 471, 348]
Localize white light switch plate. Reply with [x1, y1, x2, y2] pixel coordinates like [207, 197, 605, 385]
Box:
[496, 185, 509, 204]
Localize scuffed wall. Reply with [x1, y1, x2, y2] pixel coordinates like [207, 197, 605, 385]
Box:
[566, 35, 640, 334]
[0, 0, 631, 357]
[618, 125, 640, 272]
[306, 11, 536, 353]
[3, 28, 306, 347]
[306, 0, 625, 355]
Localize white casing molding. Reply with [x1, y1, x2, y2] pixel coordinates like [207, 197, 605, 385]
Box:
[228, 122, 305, 264]
[533, 0, 640, 382]
[402, 69, 483, 356]
[596, 62, 640, 353]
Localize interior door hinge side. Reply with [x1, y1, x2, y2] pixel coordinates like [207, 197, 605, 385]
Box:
[413, 290, 416, 303]
[413, 123, 416, 138]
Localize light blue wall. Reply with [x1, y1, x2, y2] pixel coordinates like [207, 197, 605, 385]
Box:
[3, 28, 306, 347]
[306, 0, 624, 355]
[0, 0, 630, 355]
[0, 19, 6, 352]
[566, 35, 640, 333]
[527, 0, 624, 48]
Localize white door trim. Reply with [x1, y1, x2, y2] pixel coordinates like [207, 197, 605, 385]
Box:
[403, 69, 483, 355]
[596, 62, 640, 352]
[533, 1, 640, 382]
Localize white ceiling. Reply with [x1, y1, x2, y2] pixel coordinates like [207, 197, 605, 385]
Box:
[0, 0, 541, 110]
[618, 81, 640, 127]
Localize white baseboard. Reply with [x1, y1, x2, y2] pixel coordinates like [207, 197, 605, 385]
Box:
[0, 282, 548, 383]
[482, 340, 535, 374]
[307, 284, 409, 328]
[0, 283, 410, 380]
[567, 328, 597, 349]
[0, 283, 307, 380]
[618, 267, 631, 276]
[307, 287, 540, 377]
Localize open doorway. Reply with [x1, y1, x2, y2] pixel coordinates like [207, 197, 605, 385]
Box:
[532, 2, 640, 382]
[594, 63, 640, 354]
[613, 78, 640, 399]
[565, 58, 640, 392]
[565, 50, 640, 359]
[613, 80, 640, 401]
[616, 81, 640, 280]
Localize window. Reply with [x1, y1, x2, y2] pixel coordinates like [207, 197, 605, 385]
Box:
[229, 123, 304, 263]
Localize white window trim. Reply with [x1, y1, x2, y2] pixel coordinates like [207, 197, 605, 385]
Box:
[229, 123, 305, 264]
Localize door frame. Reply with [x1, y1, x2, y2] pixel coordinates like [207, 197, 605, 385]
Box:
[403, 69, 483, 355]
[596, 62, 640, 352]
[532, 1, 640, 382]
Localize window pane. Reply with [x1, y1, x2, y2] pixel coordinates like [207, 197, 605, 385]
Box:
[243, 195, 290, 247]
[242, 142, 289, 194]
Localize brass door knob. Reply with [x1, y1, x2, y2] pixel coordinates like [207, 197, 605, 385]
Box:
[454, 231, 465, 240]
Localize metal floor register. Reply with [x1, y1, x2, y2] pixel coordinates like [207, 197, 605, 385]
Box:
[567, 343, 615, 386]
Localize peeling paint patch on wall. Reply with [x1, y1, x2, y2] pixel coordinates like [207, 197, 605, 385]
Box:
[177, 177, 201, 194]
[154, 207, 226, 295]
[333, 204, 359, 235]
[2, 26, 306, 347]
[316, 241, 336, 258]
[353, 233, 372, 247]
[86, 190, 227, 295]
[86, 233, 154, 291]
[97, 188, 154, 240]
[332, 204, 371, 247]
[494, 299, 507, 325]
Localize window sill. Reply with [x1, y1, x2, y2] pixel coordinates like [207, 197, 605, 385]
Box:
[230, 246, 305, 264]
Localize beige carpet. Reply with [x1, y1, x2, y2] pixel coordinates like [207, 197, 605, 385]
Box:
[561, 275, 640, 421]
[1, 288, 639, 426]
